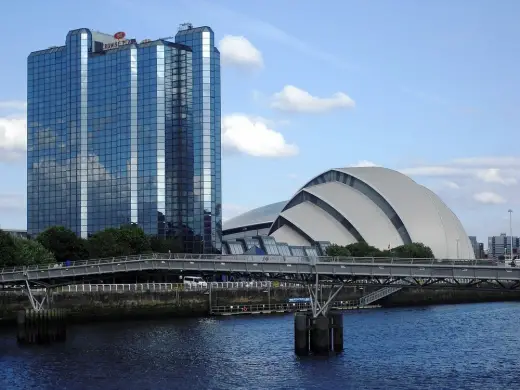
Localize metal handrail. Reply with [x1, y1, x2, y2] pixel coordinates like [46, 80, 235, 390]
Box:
[0, 252, 500, 274]
[210, 300, 365, 313]
[359, 286, 402, 306]
[0, 281, 308, 294]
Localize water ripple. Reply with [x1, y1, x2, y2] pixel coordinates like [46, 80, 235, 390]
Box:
[0, 302, 519, 389]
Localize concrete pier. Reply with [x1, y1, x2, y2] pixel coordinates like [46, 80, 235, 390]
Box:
[294, 312, 344, 356]
[329, 311, 344, 352]
[294, 312, 309, 356]
[17, 309, 67, 345]
[310, 316, 330, 355]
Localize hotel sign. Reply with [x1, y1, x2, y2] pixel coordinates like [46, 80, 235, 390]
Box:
[103, 39, 137, 51]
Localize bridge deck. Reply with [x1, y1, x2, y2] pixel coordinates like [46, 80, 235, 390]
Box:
[1, 253, 519, 285]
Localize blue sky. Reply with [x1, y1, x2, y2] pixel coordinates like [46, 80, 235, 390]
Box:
[1, 0, 520, 244]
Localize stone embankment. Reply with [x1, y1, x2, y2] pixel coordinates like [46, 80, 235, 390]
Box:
[1, 286, 520, 325]
[381, 287, 520, 307]
[0, 286, 362, 325]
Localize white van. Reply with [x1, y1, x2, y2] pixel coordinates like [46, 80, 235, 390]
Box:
[183, 276, 207, 288]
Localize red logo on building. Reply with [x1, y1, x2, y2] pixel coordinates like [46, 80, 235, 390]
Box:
[114, 32, 126, 40]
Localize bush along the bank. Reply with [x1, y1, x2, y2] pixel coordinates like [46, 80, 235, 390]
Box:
[326, 242, 434, 258]
[0, 230, 56, 267]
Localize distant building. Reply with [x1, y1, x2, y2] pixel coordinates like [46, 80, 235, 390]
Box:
[469, 236, 485, 259]
[1, 229, 28, 239]
[488, 233, 520, 258]
[223, 167, 475, 260]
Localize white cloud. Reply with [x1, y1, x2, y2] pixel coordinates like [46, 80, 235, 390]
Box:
[400, 156, 520, 210]
[188, 0, 350, 70]
[219, 35, 264, 69]
[473, 192, 506, 205]
[401, 159, 518, 187]
[475, 168, 517, 186]
[271, 85, 355, 114]
[0, 101, 27, 162]
[452, 157, 520, 167]
[222, 114, 298, 157]
[349, 160, 379, 168]
[443, 181, 460, 190]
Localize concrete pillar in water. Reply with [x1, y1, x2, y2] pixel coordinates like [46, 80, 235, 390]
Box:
[329, 311, 344, 353]
[16, 309, 67, 345]
[16, 310, 26, 343]
[294, 312, 309, 356]
[310, 316, 330, 355]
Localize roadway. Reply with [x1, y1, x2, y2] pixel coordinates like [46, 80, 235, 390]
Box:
[1, 253, 519, 287]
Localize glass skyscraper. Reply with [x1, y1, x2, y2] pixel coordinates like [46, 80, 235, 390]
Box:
[27, 24, 222, 253]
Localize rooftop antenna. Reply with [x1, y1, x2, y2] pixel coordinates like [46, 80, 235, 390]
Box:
[178, 22, 193, 31]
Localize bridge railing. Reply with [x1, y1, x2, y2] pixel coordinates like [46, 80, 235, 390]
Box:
[210, 300, 371, 314]
[0, 281, 307, 294]
[0, 252, 501, 275]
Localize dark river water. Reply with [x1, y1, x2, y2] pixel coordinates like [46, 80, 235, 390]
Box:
[1, 302, 519, 390]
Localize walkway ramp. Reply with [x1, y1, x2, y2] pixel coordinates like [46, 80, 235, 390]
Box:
[359, 286, 402, 306]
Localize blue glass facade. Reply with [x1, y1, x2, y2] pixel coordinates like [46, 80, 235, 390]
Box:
[175, 26, 222, 253]
[27, 26, 221, 253]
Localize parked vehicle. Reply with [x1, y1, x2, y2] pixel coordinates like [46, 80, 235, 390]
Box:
[183, 276, 207, 288]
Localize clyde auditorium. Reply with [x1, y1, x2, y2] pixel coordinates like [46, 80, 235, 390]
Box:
[222, 167, 474, 260]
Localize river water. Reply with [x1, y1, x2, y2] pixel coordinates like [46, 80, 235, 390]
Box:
[0, 302, 519, 390]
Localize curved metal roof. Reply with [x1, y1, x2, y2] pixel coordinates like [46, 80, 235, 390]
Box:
[223, 200, 287, 232]
[269, 167, 474, 259]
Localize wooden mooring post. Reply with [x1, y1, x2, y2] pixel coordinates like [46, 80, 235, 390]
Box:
[17, 309, 67, 345]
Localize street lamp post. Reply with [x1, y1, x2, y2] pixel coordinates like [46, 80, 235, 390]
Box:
[456, 238, 460, 259]
[509, 209, 513, 261]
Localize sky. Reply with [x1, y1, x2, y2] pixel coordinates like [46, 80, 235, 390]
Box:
[1, 0, 520, 245]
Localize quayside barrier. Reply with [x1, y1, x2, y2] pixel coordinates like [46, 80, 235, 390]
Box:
[294, 311, 343, 356]
[17, 309, 67, 345]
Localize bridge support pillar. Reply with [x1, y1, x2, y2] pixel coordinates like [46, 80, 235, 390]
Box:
[17, 309, 67, 345]
[294, 312, 310, 356]
[329, 311, 344, 353]
[310, 316, 330, 356]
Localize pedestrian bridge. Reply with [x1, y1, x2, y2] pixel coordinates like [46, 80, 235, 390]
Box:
[1, 253, 519, 287]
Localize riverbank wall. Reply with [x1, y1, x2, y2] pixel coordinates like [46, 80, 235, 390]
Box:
[2, 286, 520, 326]
[0, 286, 361, 325]
[382, 287, 520, 307]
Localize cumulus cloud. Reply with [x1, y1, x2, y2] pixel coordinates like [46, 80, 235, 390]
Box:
[473, 192, 506, 205]
[271, 85, 355, 114]
[218, 35, 264, 69]
[222, 114, 298, 157]
[0, 100, 27, 162]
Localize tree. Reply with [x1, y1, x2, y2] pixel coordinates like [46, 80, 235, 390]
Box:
[87, 228, 127, 258]
[116, 224, 151, 255]
[150, 236, 183, 253]
[0, 229, 18, 267]
[391, 243, 434, 259]
[36, 226, 88, 263]
[326, 244, 351, 257]
[325, 242, 434, 259]
[14, 237, 55, 265]
[345, 242, 384, 257]
[86, 225, 152, 258]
